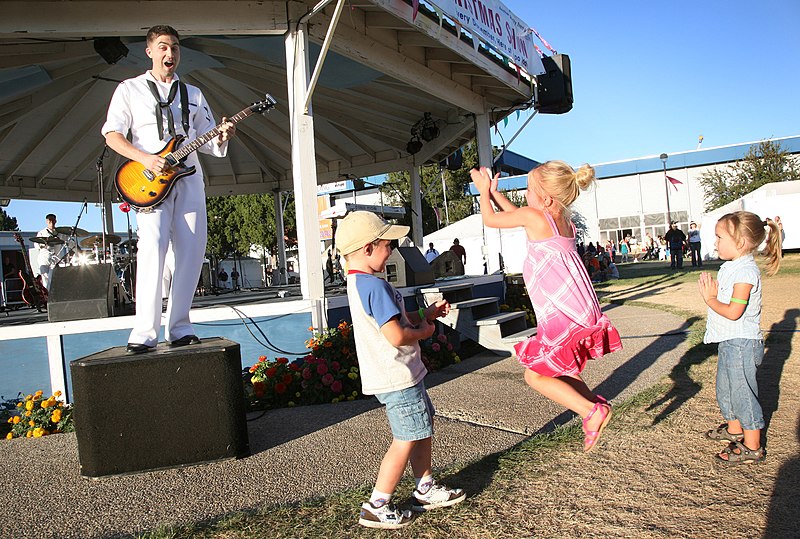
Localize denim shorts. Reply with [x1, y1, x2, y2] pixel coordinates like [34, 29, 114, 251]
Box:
[375, 380, 435, 442]
[716, 338, 764, 431]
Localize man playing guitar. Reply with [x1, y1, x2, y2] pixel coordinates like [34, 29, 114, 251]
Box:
[102, 25, 235, 354]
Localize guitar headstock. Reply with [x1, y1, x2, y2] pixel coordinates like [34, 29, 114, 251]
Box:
[249, 94, 278, 114]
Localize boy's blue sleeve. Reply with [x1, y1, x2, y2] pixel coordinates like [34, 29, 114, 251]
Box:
[355, 275, 401, 327]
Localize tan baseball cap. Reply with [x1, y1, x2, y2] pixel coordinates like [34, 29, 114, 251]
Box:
[335, 211, 410, 256]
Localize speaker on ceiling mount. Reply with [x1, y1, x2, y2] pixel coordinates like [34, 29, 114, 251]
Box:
[535, 54, 573, 114]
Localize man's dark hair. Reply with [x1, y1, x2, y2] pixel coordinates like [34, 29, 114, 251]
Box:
[45, 213, 56, 221]
[146, 25, 180, 44]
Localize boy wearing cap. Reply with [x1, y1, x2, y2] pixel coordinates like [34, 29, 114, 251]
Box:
[335, 211, 465, 529]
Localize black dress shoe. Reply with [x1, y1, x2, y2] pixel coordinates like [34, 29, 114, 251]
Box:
[169, 335, 201, 347]
[126, 343, 155, 355]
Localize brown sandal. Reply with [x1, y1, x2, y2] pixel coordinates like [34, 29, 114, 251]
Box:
[705, 423, 744, 443]
[715, 441, 765, 465]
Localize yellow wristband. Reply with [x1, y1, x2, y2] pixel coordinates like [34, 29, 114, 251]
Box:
[418, 307, 426, 320]
[730, 297, 748, 305]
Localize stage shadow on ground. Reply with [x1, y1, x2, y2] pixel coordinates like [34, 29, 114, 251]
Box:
[763, 413, 800, 538]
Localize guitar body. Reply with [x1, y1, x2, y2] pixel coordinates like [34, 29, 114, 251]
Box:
[114, 136, 196, 209]
[12, 233, 48, 312]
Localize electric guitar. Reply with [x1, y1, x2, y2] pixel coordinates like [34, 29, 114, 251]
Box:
[114, 94, 277, 210]
[12, 232, 48, 311]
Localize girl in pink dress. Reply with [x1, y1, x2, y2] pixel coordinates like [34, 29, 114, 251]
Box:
[471, 162, 623, 452]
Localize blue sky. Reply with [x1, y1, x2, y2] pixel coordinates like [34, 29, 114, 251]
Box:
[7, 0, 800, 233]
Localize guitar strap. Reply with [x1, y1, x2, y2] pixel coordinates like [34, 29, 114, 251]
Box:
[147, 79, 190, 140]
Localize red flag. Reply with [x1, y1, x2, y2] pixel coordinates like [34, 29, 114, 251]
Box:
[666, 175, 682, 191]
[411, 0, 419, 21]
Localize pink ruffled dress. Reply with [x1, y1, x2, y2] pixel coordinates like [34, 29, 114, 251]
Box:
[513, 212, 622, 377]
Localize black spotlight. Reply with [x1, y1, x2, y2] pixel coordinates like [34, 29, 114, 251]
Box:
[94, 37, 129, 64]
[419, 112, 440, 142]
[406, 137, 423, 155]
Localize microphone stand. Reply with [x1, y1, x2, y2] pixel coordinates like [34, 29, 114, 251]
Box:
[96, 145, 108, 262]
[54, 200, 88, 267]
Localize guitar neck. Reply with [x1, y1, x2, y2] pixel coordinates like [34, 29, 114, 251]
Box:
[170, 107, 253, 161]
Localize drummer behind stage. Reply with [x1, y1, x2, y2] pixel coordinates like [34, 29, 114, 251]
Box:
[34, 213, 65, 289]
[101, 25, 235, 354]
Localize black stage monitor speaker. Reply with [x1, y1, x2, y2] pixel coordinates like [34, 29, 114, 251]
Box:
[535, 54, 573, 114]
[384, 247, 435, 288]
[48, 264, 116, 322]
[70, 338, 249, 478]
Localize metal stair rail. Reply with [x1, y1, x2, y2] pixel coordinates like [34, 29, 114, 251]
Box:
[417, 282, 536, 355]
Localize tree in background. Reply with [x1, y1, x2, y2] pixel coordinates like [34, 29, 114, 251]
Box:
[206, 192, 297, 281]
[0, 207, 19, 231]
[699, 140, 800, 211]
[380, 143, 478, 233]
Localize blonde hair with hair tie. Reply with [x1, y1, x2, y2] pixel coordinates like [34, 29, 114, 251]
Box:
[717, 211, 782, 276]
[528, 160, 596, 214]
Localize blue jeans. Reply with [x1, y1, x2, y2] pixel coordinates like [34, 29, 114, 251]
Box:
[716, 338, 764, 431]
[375, 381, 435, 441]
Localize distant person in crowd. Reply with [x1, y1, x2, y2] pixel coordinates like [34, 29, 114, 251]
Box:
[471, 161, 622, 453]
[34, 213, 65, 289]
[230, 267, 240, 290]
[577, 241, 585, 257]
[587, 241, 596, 256]
[658, 235, 667, 260]
[699, 212, 781, 465]
[424, 242, 439, 263]
[335, 211, 464, 529]
[774, 215, 785, 257]
[325, 250, 335, 284]
[688, 222, 702, 266]
[449, 238, 466, 265]
[664, 221, 686, 269]
[333, 253, 343, 284]
[619, 238, 629, 263]
[643, 233, 656, 260]
[217, 267, 228, 288]
[607, 259, 620, 279]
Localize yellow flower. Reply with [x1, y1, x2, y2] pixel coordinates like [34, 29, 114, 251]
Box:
[51, 409, 62, 423]
[32, 428, 45, 438]
[41, 400, 50, 409]
[6, 417, 11, 424]
[25, 400, 34, 411]
[53, 390, 62, 397]
[25, 394, 33, 401]
[28, 420, 35, 427]
[35, 390, 43, 397]
[16, 402, 22, 408]
[12, 416, 21, 424]
[26, 431, 32, 438]
[5, 433, 12, 440]
[25, 411, 31, 417]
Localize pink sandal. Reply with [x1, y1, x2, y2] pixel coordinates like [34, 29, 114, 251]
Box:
[582, 397, 612, 453]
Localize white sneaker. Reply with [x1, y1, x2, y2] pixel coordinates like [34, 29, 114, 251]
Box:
[411, 482, 466, 511]
[358, 501, 414, 529]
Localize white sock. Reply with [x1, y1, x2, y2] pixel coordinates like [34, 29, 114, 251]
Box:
[369, 489, 392, 507]
[415, 474, 434, 493]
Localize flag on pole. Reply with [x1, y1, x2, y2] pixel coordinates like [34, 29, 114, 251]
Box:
[666, 176, 682, 191]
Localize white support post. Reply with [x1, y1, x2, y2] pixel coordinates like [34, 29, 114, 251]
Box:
[46, 335, 69, 403]
[474, 113, 493, 169]
[410, 166, 423, 246]
[286, 7, 324, 327]
[274, 189, 287, 285]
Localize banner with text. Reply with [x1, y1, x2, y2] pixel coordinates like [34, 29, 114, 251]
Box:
[436, 0, 545, 75]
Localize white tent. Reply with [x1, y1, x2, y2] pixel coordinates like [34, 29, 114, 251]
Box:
[699, 180, 800, 259]
[423, 214, 528, 275]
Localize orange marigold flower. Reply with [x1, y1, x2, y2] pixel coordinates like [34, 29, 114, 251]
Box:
[53, 390, 62, 397]
[34, 390, 43, 397]
[5, 433, 11, 440]
[32, 428, 45, 438]
[28, 420, 35, 427]
[25, 411, 31, 417]
[12, 416, 20, 424]
[25, 401, 34, 411]
[51, 410, 62, 423]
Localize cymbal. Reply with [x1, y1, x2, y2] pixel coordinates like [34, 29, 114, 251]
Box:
[80, 234, 122, 247]
[55, 226, 90, 236]
[30, 236, 65, 246]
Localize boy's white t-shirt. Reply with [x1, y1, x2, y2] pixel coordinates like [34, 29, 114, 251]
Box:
[346, 271, 427, 395]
